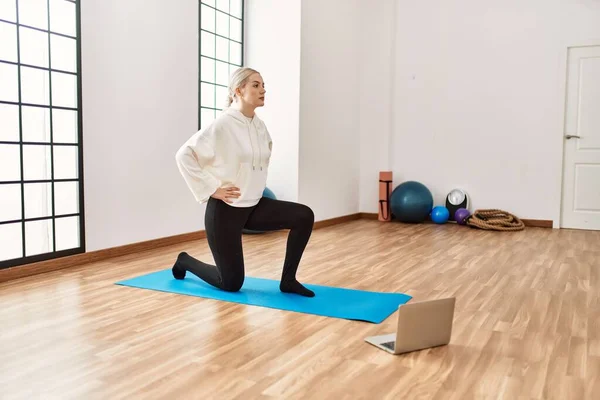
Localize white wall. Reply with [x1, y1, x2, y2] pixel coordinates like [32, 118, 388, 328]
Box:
[81, 0, 202, 251]
[244, 0, 301, 203]
[386, 0, 600, 225]
[358, 0, 396, 213]
[78, 0, 600, 254]
[245, 0, 362, 221]
[298, 0, 361, 221]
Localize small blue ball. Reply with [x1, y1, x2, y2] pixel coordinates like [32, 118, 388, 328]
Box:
[431, 206, 450, 224]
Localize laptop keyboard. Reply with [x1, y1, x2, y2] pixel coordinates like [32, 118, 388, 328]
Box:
[381, 341, 395, 350]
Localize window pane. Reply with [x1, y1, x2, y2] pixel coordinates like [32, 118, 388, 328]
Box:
[24, 182, 52, 218]
[0, 21, 18, 62]
[52, 108, 77, 143]
[201, 4, 215, 33]
[230, 0, 243, 19]
[0, 223, 22, 261]
[22, 106, 51, 143]
[54, 180, 78, 215]
[216, 0, 228, 14]
[229, 17, 241, 42]
[18, 0, 48, 30]
[49, 0, 76, 37]
[200, 82, 215, 108]
[0, 144, 21, 181]
[200, 31, 215, 58]
[53, 145, 77, 179]
[25, 219, 53, 256]
[50, 34, 76, 73]
[230, 41, 242, 65]
[0, 183, 21, 222]
[201, 0, 215, 7]
[200, 108, 215, 130]
[216, 10, 228, 37]
[216, 85, 227, 110]
[229, 63, 238, 80]
[55, 215, 78, 251]
[0, 103, 20, 141]
[21, 66, 50, 105]
[19, 26, 49, 68]
[200, 56, 215, 83]
[23, 144, 51, 181]
[0, 0, 17, 22]
[51, 71, 77, 108]
[215, 36, 228, 62]
[215, 60, 229, 86]
[0, 62, 19, 102]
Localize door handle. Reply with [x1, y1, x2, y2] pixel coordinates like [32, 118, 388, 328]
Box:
[565, 135, 581, 139]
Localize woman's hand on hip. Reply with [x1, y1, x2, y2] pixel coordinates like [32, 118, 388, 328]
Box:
[211, 187, 241, 203]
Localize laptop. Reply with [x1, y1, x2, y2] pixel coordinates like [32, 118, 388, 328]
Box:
[364, 297, 456, 355]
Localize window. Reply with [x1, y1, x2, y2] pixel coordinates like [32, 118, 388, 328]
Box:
[0, 0, 84, 269]
[199, 0, 244, 130]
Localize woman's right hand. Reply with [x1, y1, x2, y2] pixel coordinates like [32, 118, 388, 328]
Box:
[211, 187, 241, 203]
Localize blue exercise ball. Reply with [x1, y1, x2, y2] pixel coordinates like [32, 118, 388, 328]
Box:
[242, 187, 277, 234]
[262, 186, 276, 200]
[431, 206, 449, 224]
[390, 181, 433, 223]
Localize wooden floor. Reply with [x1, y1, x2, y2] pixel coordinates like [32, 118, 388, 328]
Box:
[1, 219, 599, 399]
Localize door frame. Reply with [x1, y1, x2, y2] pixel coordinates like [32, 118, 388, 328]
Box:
[557, 40, 600, 229]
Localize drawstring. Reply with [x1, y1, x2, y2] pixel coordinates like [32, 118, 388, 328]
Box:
[247, 118, 263, 171]
[258, 124, 262, 170]
[247, 122, 255, 170]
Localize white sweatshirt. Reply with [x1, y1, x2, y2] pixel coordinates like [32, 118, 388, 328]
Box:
[175, 108, 272, 207]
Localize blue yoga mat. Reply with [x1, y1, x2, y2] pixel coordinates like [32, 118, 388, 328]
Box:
[116, 269, 411, 323]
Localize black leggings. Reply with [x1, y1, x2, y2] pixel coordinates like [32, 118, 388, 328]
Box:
[174, 196, 314, 292]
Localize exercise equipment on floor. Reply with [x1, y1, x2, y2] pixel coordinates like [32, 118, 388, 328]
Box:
[465, 209, 525, 231]
[242, 187, 277, 234]
[390, 180, 433, 223]
[454, 208, 471, 225]
[445, 189, 469, 221]
[116, 269, 412, 323]
[431, 206, 450, 224]
[378, 171, 393, 222]
[381, 177, 525, 230]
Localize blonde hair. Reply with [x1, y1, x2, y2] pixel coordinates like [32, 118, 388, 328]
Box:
[225, 67, 260, 108]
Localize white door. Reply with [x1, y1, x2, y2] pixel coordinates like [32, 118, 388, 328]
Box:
[561, 45, 600, 230]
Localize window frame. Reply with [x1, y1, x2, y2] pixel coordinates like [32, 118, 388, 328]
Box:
[0, 0, 85, 270]
[198, 0, 245, 131]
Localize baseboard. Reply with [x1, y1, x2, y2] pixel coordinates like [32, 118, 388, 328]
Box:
[358, 212, 552, 228]
[359, 213, 379, 220]
[0, 211, 553, 283]
[313, 213, 362, 229]
[520, 219, 553, 228]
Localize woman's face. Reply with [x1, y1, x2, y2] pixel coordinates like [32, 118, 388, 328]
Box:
[237, 73, 266, 108]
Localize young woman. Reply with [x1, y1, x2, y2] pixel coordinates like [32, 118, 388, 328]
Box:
[173, 67, 315, 297]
